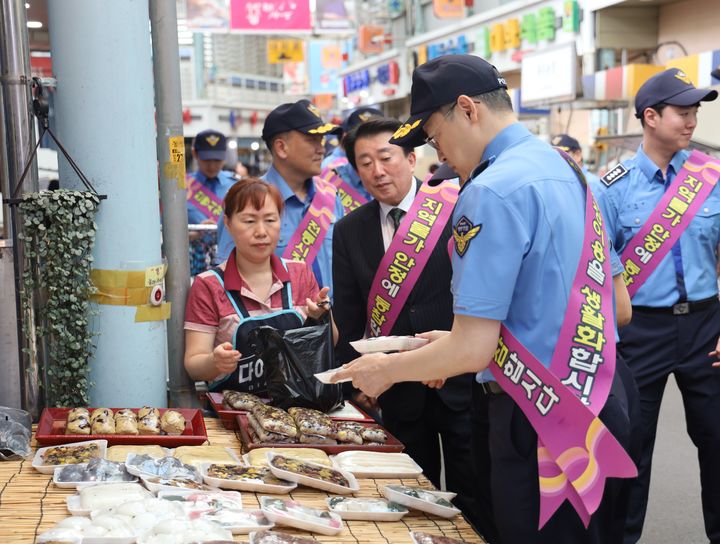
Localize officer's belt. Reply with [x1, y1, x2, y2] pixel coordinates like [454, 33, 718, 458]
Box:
[632, 295, 718, 315]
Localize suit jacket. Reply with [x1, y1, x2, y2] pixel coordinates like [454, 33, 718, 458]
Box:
[332, 180, 473, 421]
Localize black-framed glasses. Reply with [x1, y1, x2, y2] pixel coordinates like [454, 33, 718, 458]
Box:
[424, 103, 456, 150]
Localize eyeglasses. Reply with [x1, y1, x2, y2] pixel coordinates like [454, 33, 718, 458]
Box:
[424, 103, 456, 150]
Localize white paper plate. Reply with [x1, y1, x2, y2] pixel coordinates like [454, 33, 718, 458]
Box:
[199, 462, 297, 494]
[314, 368, 351, 384]
[326, 403, 369, 420]
[260, 496, 344, 536]
[33, 440, 108, 475]
[53, 464, 138, 489]
[382, 485, 461, 519]
[330, 452, 423, 479]
[350, 336, 429, 354]
[266, 452, 359, 495]
[326, 497, 409, 521]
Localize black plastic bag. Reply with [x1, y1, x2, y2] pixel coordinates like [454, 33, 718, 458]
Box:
[249, 320, 343, 413]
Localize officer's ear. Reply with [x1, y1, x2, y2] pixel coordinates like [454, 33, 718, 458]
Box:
[643, 107, 661, 129]
[456, 95, 481, 123]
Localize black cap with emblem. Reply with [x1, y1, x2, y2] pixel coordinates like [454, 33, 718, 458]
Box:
[262, 99, 341, 145]
[193, 129, 227, 161]
[635, 68, 718, 119]
[389, 54, 508, 148]
[551, 134, 581, 152]
[342, 106, 384, 133]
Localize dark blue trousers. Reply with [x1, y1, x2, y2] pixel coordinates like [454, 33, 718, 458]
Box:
[619, 301, 720, 544]
[477, 360, 637, 544]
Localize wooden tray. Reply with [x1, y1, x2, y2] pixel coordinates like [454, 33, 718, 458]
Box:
[206, 392, 375, 429]
[35, 408, 208, 447]
[236, 414, 404, 454]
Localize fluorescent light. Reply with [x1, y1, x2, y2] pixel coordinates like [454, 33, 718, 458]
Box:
[250, 142, 260, 151]
[25, 2, 30, 8]
[27, 21, 42, 28]
[228, 140, 238, 149]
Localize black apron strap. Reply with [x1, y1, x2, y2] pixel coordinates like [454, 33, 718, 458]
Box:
[211, 266, 251, 319]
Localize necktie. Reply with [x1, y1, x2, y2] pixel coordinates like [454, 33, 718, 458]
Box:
[388, 208, 406, 233]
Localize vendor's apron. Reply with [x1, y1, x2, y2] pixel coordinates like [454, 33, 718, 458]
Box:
[207, 266, 305, 394]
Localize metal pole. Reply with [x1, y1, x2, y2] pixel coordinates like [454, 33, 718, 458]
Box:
[48, 0, 167, 407]
[0, 0, 40, 414]
[149, 0, 197, 408]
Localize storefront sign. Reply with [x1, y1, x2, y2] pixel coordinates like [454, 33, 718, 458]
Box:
[315, 0, 355, 32]
[520, 41, 578, 105]
[433, 0, 464, 19]
[358, 25, 385, 54]
[230, 0, 311, 32]
[343, 60, 402, 103]
[267, 39, 305, 63]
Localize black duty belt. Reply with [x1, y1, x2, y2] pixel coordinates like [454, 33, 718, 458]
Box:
[475, 380, 506, 396]
[632, 296, 719, 316]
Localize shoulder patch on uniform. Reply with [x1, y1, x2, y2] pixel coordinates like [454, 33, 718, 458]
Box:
[453, 216, 482, 257]
[601, 164, 628, 187]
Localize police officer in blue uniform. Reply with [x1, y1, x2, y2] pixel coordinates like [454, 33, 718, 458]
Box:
[593, 68, 720, 544]
[332, 54, 635, 544]
[187, 129, 236, 275]
[321, 106, 383, 203]
[216, 100, 345, 295]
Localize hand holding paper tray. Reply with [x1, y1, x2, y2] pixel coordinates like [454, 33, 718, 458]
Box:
[315, 368, 352, 384]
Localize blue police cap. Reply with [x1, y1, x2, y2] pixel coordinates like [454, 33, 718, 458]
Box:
[551, 134, 581, 152]
[389, 54, 507, 148]
[262, 99, 340, 145]
[341, 106, 384, 133]
[193, 129, 227, 161]
[635, 68, 718, 119]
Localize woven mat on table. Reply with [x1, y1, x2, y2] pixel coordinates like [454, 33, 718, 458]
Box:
[0, 418, 486, 543]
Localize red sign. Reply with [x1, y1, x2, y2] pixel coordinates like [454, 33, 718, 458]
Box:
[230, 0, 311, 32]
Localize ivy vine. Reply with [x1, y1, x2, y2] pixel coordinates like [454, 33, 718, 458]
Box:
[18, 190, 100, 407]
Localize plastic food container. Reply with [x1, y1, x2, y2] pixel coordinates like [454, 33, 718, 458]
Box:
[259, 496, 344, 536]
[266, 452, 359, 495]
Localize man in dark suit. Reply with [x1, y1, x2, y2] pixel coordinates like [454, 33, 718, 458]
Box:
[333, 117, 494, 539]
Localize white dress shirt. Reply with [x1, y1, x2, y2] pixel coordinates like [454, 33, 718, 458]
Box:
[378, 180, 417, 252]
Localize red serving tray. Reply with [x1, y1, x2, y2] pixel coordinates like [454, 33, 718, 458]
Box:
[236, 414, 404, 454]
[35, 408, 208, 447]
[206, 392, 375, 429]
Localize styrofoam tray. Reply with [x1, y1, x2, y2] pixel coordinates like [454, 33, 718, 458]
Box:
[139, 475, 210, 494]
[199, 462, 297, 494]
[382, 485, 461, 519]
[124, 453, 202, 481]
[260, 496, 344, 536]
[330, 451, 423, 478]
[326, 497, 409, 521]
[53, 466, 138, 490]
[266, 452, 359, 495]
[350, 336, 428, 354]
[67, 482, 153, 516]
[33, 440, 108, 475]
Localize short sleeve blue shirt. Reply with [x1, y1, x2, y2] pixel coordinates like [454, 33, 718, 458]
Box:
[451, 123, 586, 382]
[321, 147, 372, 202]
[216, 164, 344, 295]
[186, 170, 235, 225]
[593, 145, 720, 306]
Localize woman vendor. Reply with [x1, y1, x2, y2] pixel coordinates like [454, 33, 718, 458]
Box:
[184, 177, 336, 393]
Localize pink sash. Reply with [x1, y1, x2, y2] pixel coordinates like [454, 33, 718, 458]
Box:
[186, 174, 224, 221]
[319, 160, 368, 215]
[281, 178, 337, 266]
[367, 180, 458, 337]
[489, 158, 636, 527]
[619, 150, 720, 297]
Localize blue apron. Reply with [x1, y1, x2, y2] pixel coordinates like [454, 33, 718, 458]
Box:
[207, 265, 304, 394]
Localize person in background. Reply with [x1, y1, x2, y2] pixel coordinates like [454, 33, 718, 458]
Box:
[332, 54, 636, 543]
[552, 133, 601, 185]
[216, 100, 345, 296]
[593, 68, 720, 544]
[187, 129, 236, 275]
[428, 162, 440, 176]
[321, 106, 384, 204]
[332, 117, 483, 536]
[184, 177, 335, 394]
[234, 162, 249, 179]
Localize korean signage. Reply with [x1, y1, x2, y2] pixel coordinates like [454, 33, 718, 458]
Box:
[358, 25, 385, 55]
[315, 0, 355, 32]
[520, 41, 578, 105]
[308, 40, 345, 95]
[267, 39, 305, 63]
[230, 0, 311, 32]
[413, 0, 581, 73]
[343, 61, 401, 104]
[433, 0, 464, 19]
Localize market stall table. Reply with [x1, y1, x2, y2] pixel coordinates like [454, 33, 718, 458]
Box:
[0, 417, 486, 543]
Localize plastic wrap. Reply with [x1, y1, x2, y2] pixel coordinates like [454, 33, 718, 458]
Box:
[0, 407, 32, 460]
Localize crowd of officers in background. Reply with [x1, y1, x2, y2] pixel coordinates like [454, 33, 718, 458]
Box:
[182, 55, 720, 544]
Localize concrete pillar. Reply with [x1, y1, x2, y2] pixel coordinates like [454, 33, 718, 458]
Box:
[48, 0, 167, 407]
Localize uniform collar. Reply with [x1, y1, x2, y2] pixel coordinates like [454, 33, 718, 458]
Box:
[481, 122, 532, 163]
[636, 144, 687, 184]
[223, 248, 291, 291]
[265, 164, 315, 203]
[192, 170, 218, 184]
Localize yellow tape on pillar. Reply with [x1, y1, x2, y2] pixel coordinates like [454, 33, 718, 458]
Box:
[90, 265, 169, 322]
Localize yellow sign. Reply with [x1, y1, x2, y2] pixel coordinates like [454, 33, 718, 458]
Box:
[504, 19, 521, 50]
[267, 39, 304, 64]
[168, 136, 186, 189]
[145, 264, 167, 287]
